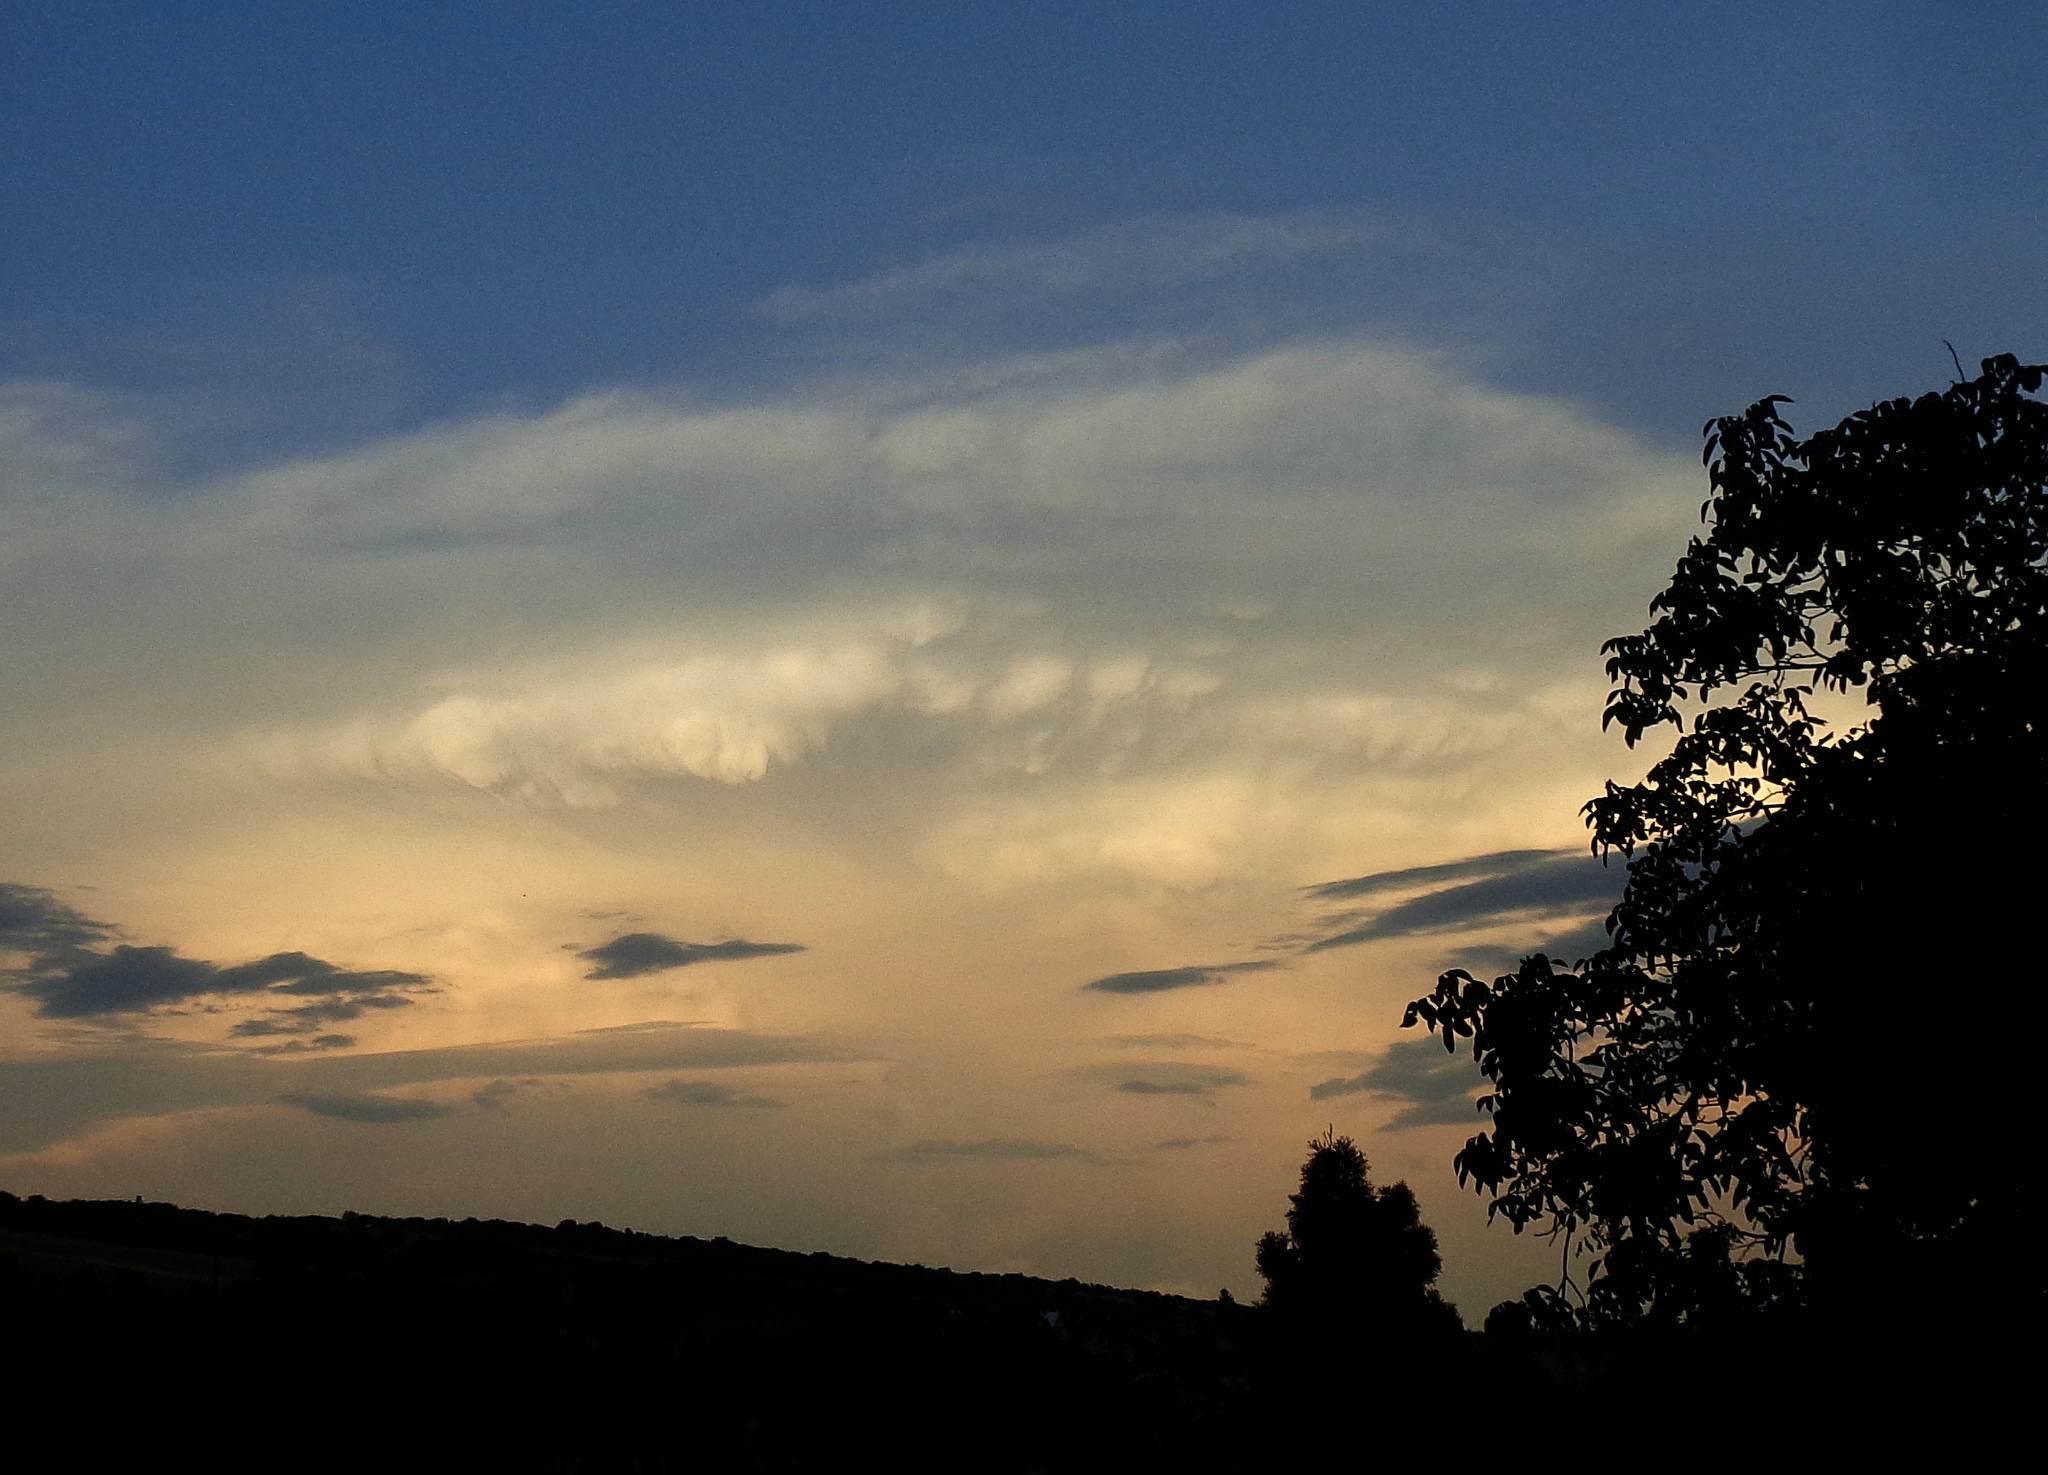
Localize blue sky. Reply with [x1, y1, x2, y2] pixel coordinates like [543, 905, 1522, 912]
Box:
[9, 3, 2039, 450]
[1, 3, 2038, 1315]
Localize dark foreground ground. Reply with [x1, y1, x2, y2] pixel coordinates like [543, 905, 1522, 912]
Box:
[0, 1191, 2019, 1470]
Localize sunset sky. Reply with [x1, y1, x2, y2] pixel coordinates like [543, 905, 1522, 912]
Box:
[3, 3, 2041, 1316]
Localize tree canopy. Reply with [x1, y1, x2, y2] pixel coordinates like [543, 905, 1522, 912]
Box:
[1256, 1130, 1459, 1338]
[1405, 354, 2048, 1326]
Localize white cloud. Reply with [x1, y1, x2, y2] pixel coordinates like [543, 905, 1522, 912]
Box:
[2, 334, 1694, 892]
[757, 210, 1392, 323]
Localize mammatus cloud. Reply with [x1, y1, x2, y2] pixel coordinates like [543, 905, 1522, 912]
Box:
[579, 932, 806, 980]
[884, 1139, 1096, 1163]
[0, 882, 434, 1039]
[1082, 960, 1279, 995]
[165, 337, 1694, 882]
[277, 1092, 455, 1123]
[1309, 1037, 1489, 1129]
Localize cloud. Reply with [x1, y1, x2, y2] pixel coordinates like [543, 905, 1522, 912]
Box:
[0, 336, 1679, 943]
[1153, 1135, 1232, 1151]
[0, 882, 116, 956]
[0, 887, 436, 1039]
[0, 1021, 871, 1156]
[227, 993, 418, 1037]
[309, 1022, 869, 1090]
[1083, 960, 1279, 995]
[1302, 851, 1623, 953]
[254, 1034, 357, 1055]
[579, 932, 806, 980]
[1072, 1061, 1251, 1097]
[168, 336, 1691, 868]
[1115, 1071, 1248, 1097]
[643, 1079, 781, 1109]
[1308, 1036, 1490, 1129]
[13, 940, 432, 1030]
[885, 1138, 1095, 1163]
[1106, 1034, 1240, 1051]
[1439, 916, 1615, 978]
[470, 1078, 540, 1111]
[277, 1092, 454, 1123]
[757, 211, 1385, 323]
[1305, 849, 1559, 902]
[18, 945, 221, 1017]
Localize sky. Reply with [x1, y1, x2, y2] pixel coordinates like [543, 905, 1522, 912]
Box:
[2, 2, 2041, 1316]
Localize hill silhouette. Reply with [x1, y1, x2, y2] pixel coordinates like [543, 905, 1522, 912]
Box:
[0, 1188, 1263, 1472]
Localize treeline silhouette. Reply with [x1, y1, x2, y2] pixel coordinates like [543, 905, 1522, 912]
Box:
[0, 1187, 1579, 1471]
[2, 1189, 1267, 1471]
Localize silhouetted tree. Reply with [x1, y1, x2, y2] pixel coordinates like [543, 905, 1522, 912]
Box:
[1406, 354, 2048, 1328]
[1256, 1130, 1459, 1341]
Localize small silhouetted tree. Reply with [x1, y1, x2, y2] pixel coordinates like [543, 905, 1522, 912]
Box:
[1256, 1130, 1460, 1343]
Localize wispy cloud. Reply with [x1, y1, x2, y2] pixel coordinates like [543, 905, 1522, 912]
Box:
[1309, 1036, 1489, 1129]
[1072, 1061, 1251, 1097]
[580, 932, 806, 980]
[277, 1092, 454, 1124]
[1302, 851, 1622, 953]
[758, 211, 1387, 323]
[643, 1079, 781, 1109]
[1106, 1034, 1241, 1051]
[1083, 960, 1279, 995]
[1080, 850, 1621, 1002]
[0, 1021, 873, 1156]
[1304, 849, 1559, 902]
[884, 1138, 1095, 1163]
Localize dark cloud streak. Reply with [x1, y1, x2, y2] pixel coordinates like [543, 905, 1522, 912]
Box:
[580, 932, 805, 980]
[1082, 960, 1279, 994]
[1304, 850, 1558, 902]
[1309, 1037, 1489, 1129]
[644, 1079, 781, 1109]
[1302, 852, 1621, 953]
[278, 1092, 455, 1124]
[2, 884, 434, 1037]
[885, 1138, 1094, 1163]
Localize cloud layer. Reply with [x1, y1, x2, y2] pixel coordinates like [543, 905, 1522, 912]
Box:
[0, 321, 1698, 1316]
